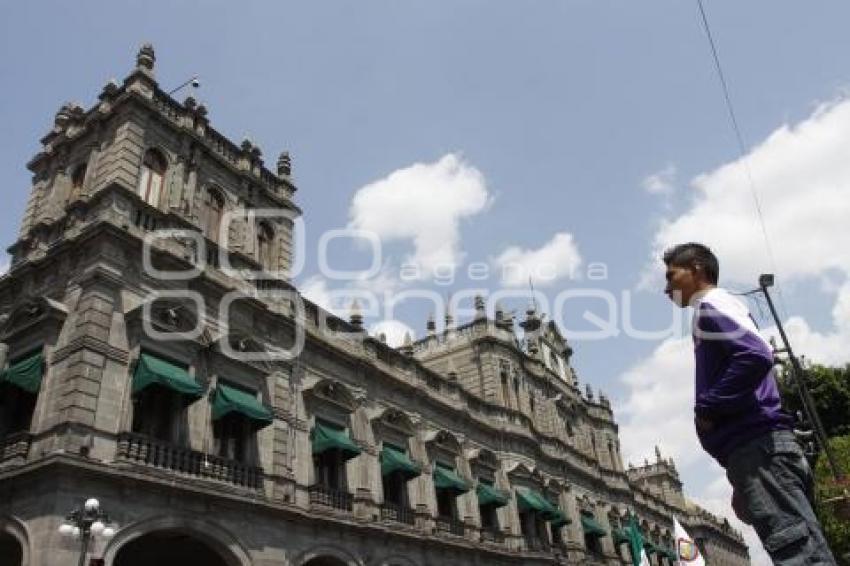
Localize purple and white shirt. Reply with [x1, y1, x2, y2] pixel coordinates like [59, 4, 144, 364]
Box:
[691, 288, 793, 466]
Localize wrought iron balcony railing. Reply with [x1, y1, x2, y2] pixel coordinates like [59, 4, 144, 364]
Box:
[379, 502, 415, 525]
[0, 431, 32, 463]
[116, 431, 263, 489]
[308, 484, 353, 512]
[524, 536, 551, 552]
[435, 515, 465, 536]
[480, 527, 505, 544]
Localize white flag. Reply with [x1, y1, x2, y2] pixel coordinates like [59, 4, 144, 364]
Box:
[674, 516, 705, 566]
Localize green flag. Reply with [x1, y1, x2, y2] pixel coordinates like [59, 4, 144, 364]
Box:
[626, 514, 651, 566]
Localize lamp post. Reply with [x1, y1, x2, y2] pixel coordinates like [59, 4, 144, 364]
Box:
[58, 498, 117, 566]
[167, 75, 200, 96]
[754, 274, 842, 480]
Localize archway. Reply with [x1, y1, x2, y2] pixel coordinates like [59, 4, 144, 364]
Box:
[114, 530, 229, 566]
[0, 530, 23, 566]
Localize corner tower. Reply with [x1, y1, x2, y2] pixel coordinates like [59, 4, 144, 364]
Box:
[12, 44, 301, 278]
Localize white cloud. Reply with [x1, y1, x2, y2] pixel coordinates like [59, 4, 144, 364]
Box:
[642, 164, 677, 196]
[690, 475, 772, 566]
[626, 97, 850, 563]
[348, 153, 491, 278]
[761, 281, 850, 367]
[616, 336, 700, 468]
[369, 319, 415, 348]
[648, 98, 850, 286]
[493, 232, 582, 288]
[300, 275, 336, 313]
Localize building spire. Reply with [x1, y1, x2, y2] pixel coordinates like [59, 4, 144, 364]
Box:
[444, 304, 454, 330]
[400, 332, 414, 356]
[277, 151, 292, 177]
[349, 299, 363, 330]
[136, 43, 156, 73]
[474, 295, 486, 320]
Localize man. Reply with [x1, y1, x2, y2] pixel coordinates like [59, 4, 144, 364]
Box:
[662, 242, 835, 565]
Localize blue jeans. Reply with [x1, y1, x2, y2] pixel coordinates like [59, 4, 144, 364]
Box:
[725, 430, 836, 565]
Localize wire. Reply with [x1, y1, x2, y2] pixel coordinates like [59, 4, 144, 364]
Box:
[695, 0, 790, 320]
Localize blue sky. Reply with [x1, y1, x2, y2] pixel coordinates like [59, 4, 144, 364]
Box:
[4, 2, 850, 562]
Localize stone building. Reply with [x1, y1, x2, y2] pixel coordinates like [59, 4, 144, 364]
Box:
[0, 46, 749, 566]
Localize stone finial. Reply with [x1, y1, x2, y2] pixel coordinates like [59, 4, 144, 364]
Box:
[349, 299, 363, 330]
[183, 96, 197, 110]
[495, 301, 504, 323]
[99, 79, 120, 102]
[241, 137, 254, 152]
[426, 312, 436, 336]
[54, 102, 74, 129]
[444, 306, 454, 330]
[136, 43, 156, 71]
[277, 151, 292, 177]
[519, 300, 542, 334]
[400, 332, 414, 356]
[585, 383, 594, 401]
[474, 295, 486, 320]
[655, 445, 662, 462]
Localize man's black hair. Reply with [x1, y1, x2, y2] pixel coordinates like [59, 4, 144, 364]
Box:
[662, 243, 719, 284]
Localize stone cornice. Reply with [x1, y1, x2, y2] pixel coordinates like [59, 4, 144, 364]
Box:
[51, 335, 130, 366]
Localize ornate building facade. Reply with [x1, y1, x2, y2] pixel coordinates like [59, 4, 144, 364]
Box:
[0, 46, 749, 566]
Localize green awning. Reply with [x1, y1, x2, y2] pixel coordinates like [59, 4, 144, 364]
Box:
[312, 422, 361, 460]
[476, 482, 510, 508]
[516, 488, 559, 520]
[612, 528, 630, 545]
[433, 463, 470, 494]
[132, 353, 203, 398]
[0, 351, 43, 394]
[381, 444, 421, 479]
[551, 510, 572, 528]
[212, 383, 273, 427]
[644, 540, 658, 555]
[581, 514, 607, 538]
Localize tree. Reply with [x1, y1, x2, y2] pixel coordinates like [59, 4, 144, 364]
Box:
[814, 435, 850, 565]
[777, 363, 850, 438]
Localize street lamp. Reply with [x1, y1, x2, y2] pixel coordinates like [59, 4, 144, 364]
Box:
[58, 498, 117, 566]
[752, 274, 842, 480]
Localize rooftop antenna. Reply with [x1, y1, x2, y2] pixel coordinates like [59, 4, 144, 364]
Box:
[167, 75, 200, 97]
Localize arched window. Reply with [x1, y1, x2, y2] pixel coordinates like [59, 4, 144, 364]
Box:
[206, 188, 225, 243]
[71, 163, 87, 189]
[138, 149, 167, 207]
[257, 222, 275, 269]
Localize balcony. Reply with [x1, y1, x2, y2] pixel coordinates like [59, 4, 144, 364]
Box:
[480, 527, 505, 544]
[524, 536, 551, 552]
[380, 502, 415, 525]
[308, 484, 353, 512]
[435, 516, 465, 537]
[0, 432, 32, 463]
[116, 432, 263, 489]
